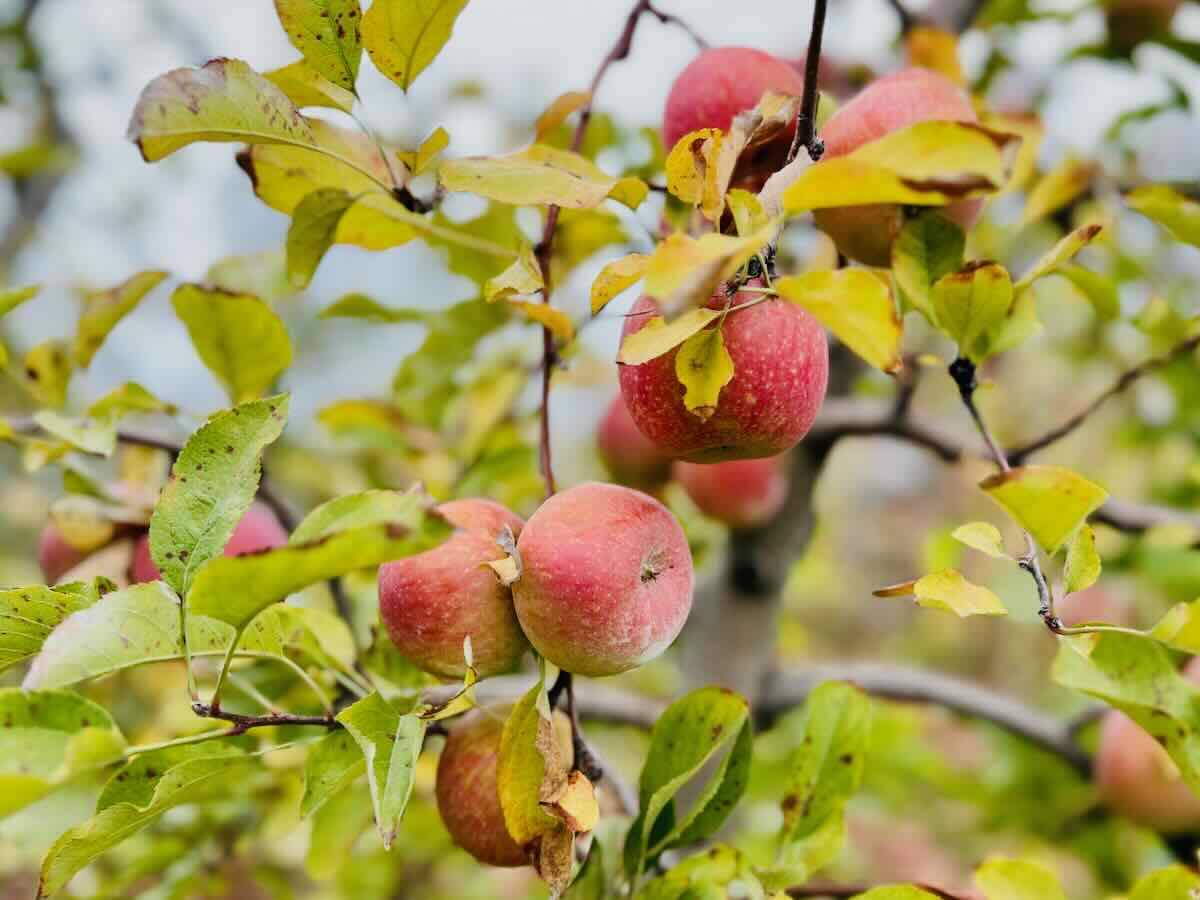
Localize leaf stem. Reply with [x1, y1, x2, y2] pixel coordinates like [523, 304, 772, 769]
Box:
[786, 0, 828, 164]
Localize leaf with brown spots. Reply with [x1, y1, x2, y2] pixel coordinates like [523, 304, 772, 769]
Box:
[274, 0, 363, 93]
[361, 0, 471, 91]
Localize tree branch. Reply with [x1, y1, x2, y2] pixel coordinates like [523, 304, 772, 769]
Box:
[884, 0, 918, 35]
[786, 0, 828, 164]
[190, 701, 338, 735]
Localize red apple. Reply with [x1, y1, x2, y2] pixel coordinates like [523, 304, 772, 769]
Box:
[597, 393, 673, 488]
[813, 67, 981, 266]
[131, 500, 289, 583]
[618, 284, 828, 462]
[38, 525, 90, 585]
[1056, 586, 1133, 628]
[674, 454, 789, 529]
[512, 482, 693, 677]
[379, 498, 529, 679]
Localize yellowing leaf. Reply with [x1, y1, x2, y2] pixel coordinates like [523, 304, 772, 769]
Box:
[541, 770, 598, 834]
[907, 27, 964, 84]
[1128, 184, 1200, 247]
[22, 341, 72, 409]
[775, 269, 901, 373]
[643, 227, 773, 317]
[1064, 524, 1101, 595]
[675, 325, 734, 420]
[617, 307, 721, 366]
[589, 253, 648, 314]
[74, 270, 169, 367]
[914, 568, 1007, 617]
[980, 465, 1108, 553]
[727, 189, 768, 237]
[952, 521, 1009, 559]
[975, 858, 1067, 900]
[396, 126, 449, 175]
[507, 301, 574, 342]
[535, 91, 590, 142]
[274, 0, 362, 92]
[264, 60, 356, 113]
[287, 188, 359, 288]
[439, 144, 648, 210]
[1022, 158, 1096, 227]
[498, 679, 560, 846]
[484, 244, 543, 301]
[1014, 224, 1103, 292]
[1057, 264, 1120, 320]
[931, 261, 1013, 362]
[665, 127, 723, 210]
[983, 113, 1043, 194]
[362, 0, 470, 91]
[0, 284, 39, 318]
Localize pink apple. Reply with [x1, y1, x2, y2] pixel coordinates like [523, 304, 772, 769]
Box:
[38, 525, 90, 585]
[674, 454, 789, 529]
[131, 500, 289, 583]
[597, 393, 673, 488]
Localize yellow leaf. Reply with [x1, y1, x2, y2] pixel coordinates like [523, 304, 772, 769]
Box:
[273, 0, 362, 92]
[1014, 224, 1103, 292]
[617, 307, 722, 366]
[1064, 524, 1101, 595]
[981, 465, 1109, 553]
[930, 261, 1014, 362]
[665, 127, 723, 209]
[915, 568, 1007, 617]
[508, 301, 574, 342]
[776, 269, 901, 373]
[983, 112, 1043, 193]
[22, 341, 72, 409]
[439, 144, 648, 210]
[264, 60, 356, 113]
[952, 521, 1008, 559]
[535, 91, 590, 141]
[590, 253, 648, 314]
[643, 227, 773, 317]
[396, 126, 449, 175]
[484, 244, 543, 301]
[540, 770, 599, 834]
[1022, 158, 1096, 227]
[907, 27, 964, 85]
[727, 189, 768, 237]
[675, 325, 734, 420]
[361, 0, 470, 91]
[1128, 184, 1200, 246]
[75, 270, 169, 368]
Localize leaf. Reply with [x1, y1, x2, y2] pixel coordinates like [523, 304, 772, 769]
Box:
[906, 27, 964, 84]
[1056, 264, 1120, 320]
[264, 60, 356, 113]
[535, 91, 590, 142]
[207, 250, 294, 303]
[0, 283, 39, 317]
[335, 692, 425, 849]
[87, 382, 175, 422]
[675, 326, 734, 420]
[507, 301, 575, 341]
[563, 838, 605, 900]
[891, 212, 965, 321]
[37, 744, 255, 898]
[484, 243, 543, 301]
[590, 253, 648, 314]
[148, 395, 288, 595]
[189, 489, 449, 630]
[73, 270, 168, 367]
[1013, 224, 1103, 293]
[286, 188, 358, 288]
[498, 678, 560, 848]
[980, 465, 1108, 553]
[305, 781, 373, 880]
[910, 569, 1007, 617]
[362, 0, 470, 90]
[172, 284, 294, 403]
[0, 586, 96, 673]
[1128, 866, 1200, 900]
[931, 262, 1014, 362]
[784, 122, 1021, 212]
[775, 269, 902, 373]
[617, 308, 722, 366]
[636, 845, 762, 900]
[727, 189, 768, 238]
[440, 144, 648, 210]
[952, 521, 1009, 559]
[542, 770, 599, 834]
[396, 126, 449, 175]
[273, 0, 362, 92]
[1128, 184, 1200, 246]
[21, 340, 72, 409]
[850, 889, 944, 900]
[624, 687, 752, 876]
[665, 128, 723, 211]
[128, 58, 316, 162]
[641, 228, 773, 318]
[1021, 158, 1095, 226]
[319, 293, 428, 323]
[1150, 601, 1200, 653]
[975, 858, 1066, 900]
[0, 689, 125, 818]
[33, 411, 116, 457]
[1063, 524, 1100, 595]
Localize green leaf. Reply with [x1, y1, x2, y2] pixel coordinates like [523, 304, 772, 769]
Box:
[1021, 158, 1095, 226]
[776, 269, 902, 373]
[0, 586, 96, 674]
[128, 58, 317, 162]
[1128, 866, 1200, 900]
[335, 692, 425, 849]
[148, 395, 288, 596]
[87, 382, 175, 422]
[305, 781, 373, 880]
[980, 465, 1108, 553]
[1150, 601, 1200, 653]
[264, 60, 356, 113]
[635, 845, 762, 900]
[301, 730, 365, 818]
[1056, 264, 1120, 321]
[773, 682, 873, 884]
[1013, 224, 1103, 293]
[891, 212, 965, 321]
[440, 144, 648, 211]
[1063, 524, 1100, 594]
[1128, 184, 1200, 246]
[362, 0, 470, 91]
[319, 293, 428, 323]
[624, 687, 752, 877]
[931, 261, 1014, 362]
[21, 340, 73, 409]
[850, 889, 944, 900]
[37, 744, 255, 898]
[172, 284, 294, 403]
[274, 0, 362, 92]
[0, 284, 39, 317]
[975, 857, 1066, 900]
[0, 689, 125, 818]
[951, 521, 1009, 559]
[498, 676, 559, 847]
[207, 250, 294, 303]
[913, 569, 1007, 617]
[74, 270, 168, 368]
[617, 308, 722, 366]
[590, 253, 649, 315]
[564, 839, 605, 900]
[287, 188, 359, 288]
[675, 326, 734, 420]
[727, 189, 769, 238]
[32, 410, 116, 457]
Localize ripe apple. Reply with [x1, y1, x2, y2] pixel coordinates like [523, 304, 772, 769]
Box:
[131, 500, 289, 583]
[618, 283, 828, 462]
[379, 498, 529, 679]
[38, 525, 90, 584]
[1094, 658, 1200, 833]
[597, 393, 673, 489]
[813, 67, 981, 266]
[512, 482, 693, 677]
[673, 454, 789, 529]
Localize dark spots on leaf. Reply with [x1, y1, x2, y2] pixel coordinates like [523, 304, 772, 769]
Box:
[25, 367, 38, 381]
[711, 724, 723, 739]
[226, 445, 234, 453]
[840, 753, 854, 765]
[145, 768, 158, 778]
[781, 793, 799, 812]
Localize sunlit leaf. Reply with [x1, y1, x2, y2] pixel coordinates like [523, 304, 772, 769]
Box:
[396, 126, 449, 175]
[484, 243, 543, 302]
[776, 269, 902, 373]
[207, 250, 294, 303]
[274, 0, 362, 92]
[507, 300, 574, 341]
[32, 411, 116, 457]
[674, 325, 734, 421]
[637, 845, 764, 900]
[642, 228, 773, 317]
[976, 858, 1066, 900]
[535, 91, 589, 142]
[1014, 224, 1103, 293]
[1063, 524, 1100, 595]
[913, 568, 1007, 617]
[980, 465, 1108, 553]
[590, 253, 648, 315]
[952, 521, 1009, 559]
[264, 60, 356, 113]
[1128, 866, 1200, 900]
[617, 307, 721, 366]
[891, 212, 965, 321]
[318, 293, 428, 324]
[287, 188, 358, 288]
[931, 261, 1013, 362]
[71, 270, 167, 368]
[0, 284, 39, 317]
[21, 340, 72, 409]
[0, 586, 96, 674]
[362, 0, 470, 91]
[727, 189, 768, 238]
[1127, 184, 1200, 246]
[1021, 158, 1095, 226]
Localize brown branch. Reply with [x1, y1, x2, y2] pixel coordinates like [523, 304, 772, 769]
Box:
[786, 0, 828, 164]
[1008, 333, 1200, 465]
[884, 0, 918, 34]
[643, 1, 709, 48]
[190, 701, 338, 735]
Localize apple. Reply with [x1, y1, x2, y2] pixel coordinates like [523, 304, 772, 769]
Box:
[673, 454, 789, 529]
[131, 500, 289, 583]
[38, 525, 90, 585]
[597, 393, 673, 489]
[379, 498, 529, 679]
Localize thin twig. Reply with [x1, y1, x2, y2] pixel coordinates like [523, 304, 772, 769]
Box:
[786, 0, 828, 164]
[644, 1, 709, 48]
[884, 0, 917, 34]
[1008, 333, 1200, 464]
[190, 702, 338, 735]
[955, 0, 990, 32]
